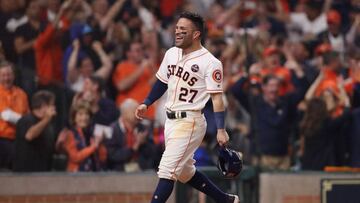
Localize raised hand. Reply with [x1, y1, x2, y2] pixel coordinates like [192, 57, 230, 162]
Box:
[72, 39, 80, 50]
[92, 41, 103, 52]
[45, 106, 57, 119]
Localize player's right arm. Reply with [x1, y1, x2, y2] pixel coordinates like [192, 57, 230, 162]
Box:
[135, 79, 167, 119]
[135, 48, 172, 119]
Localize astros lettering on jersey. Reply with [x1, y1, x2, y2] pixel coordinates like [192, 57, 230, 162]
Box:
[156, 46, 223, 111]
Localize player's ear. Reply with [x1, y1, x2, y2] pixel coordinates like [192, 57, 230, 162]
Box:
[193, 31, 201, 40]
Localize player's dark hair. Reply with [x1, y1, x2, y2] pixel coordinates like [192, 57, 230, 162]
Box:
[31, 90, 55, 110]
[179, 11, 205, 38]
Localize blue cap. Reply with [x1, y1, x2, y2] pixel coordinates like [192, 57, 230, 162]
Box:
[82, 24, 93, 35]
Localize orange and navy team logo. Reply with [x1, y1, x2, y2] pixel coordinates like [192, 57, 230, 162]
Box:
[212, 69, 222, 83]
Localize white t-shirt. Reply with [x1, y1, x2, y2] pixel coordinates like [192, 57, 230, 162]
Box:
[70, 75, 85, 93]
[290, 12, 328, 35]
[329, 33, 345, 54]
[156, 46, 223, 111]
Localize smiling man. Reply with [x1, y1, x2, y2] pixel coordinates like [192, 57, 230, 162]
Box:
[0, 61, 29, 170]
[135, 12, 239, 203]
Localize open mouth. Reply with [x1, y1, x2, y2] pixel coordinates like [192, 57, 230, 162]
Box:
[176, 36, 184, 41]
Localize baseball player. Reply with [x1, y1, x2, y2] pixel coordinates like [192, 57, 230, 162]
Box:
[135, 12, 239, 203]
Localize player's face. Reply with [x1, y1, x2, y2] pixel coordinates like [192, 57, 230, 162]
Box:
[175, 18, 198, 49]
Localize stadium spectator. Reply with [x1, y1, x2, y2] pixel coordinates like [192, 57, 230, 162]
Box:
[260, 46, 295, 95]
[105, 99, 155, 171]
[112, 40, 156, 119]
[287, 0, 332, 42]
[58, 102, 105, 172]
[285, 40, 319, 83]
[33, 0, 80, 132]
[346, 9, 360, 54]
[300, 97, 350, 170]
[34, 0, 72, 86]
[249, 45, 305, 96]
[312, 50, 347, 118]
[63, 24, 98, 84]
[300, 71, 351, 170]
[67, 39, 112, 93]
[304, 69, 352, 164]
[0, 61, 29, 170]
[13, 90, 56, 172]
[13, 0, 42, 97]
[89, 0, 126, 42]
[231, 73, 307, 170]
[43, 0, 62, 23]
[0, 0, 26, 63]
[317, 10, 346, 60]
[72, 75, 119, 126]
[244, 1, 287, 38]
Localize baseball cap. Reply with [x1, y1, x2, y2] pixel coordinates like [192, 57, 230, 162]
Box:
[82, 24, 93, 35]
[263, 47, 279, 57]
[315, 43, 332, 56]
[327, 10, 341, 25]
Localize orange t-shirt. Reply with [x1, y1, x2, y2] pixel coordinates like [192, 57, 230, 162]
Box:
[0, 85, 29, 140]
[315, 69, 339, 97]
[315, 69, 346, 118]
[34, 19, 69, 85]
[112, 61, 155, 119]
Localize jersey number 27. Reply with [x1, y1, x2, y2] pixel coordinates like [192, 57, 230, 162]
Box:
[179, 87, 198, 103]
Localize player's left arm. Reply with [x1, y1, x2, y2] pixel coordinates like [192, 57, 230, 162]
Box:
[211, 92, 229, 146]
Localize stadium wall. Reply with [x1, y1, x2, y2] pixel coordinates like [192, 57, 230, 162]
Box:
[260, 172, 360, 203]
[0, 172, 175, 203]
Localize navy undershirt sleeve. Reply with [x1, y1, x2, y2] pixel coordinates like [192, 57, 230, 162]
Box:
[143, 79, 168, 106]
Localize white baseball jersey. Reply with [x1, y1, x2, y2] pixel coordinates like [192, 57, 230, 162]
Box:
[156, 46, 224, 111]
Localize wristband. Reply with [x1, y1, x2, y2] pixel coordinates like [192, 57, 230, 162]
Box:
[143, 99, 151, 107]
[142, 79, 168, 107]
[214, 111, 225, 129]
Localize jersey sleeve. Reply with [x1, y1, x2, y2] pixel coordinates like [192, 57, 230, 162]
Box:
[155, 49, 170, 84]
[205, 59, 224, 93]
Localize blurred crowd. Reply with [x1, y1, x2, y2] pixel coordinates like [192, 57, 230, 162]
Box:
[0, 0, 359, 173]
